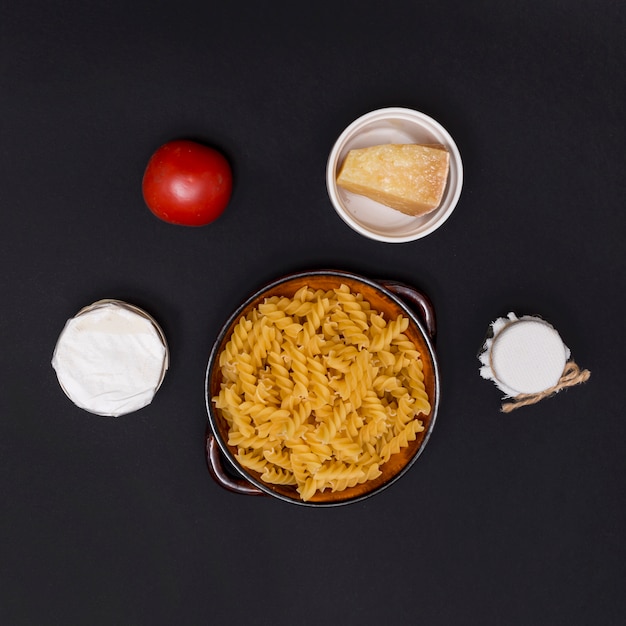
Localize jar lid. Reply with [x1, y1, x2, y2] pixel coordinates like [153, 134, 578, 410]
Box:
[52, 300, 169, 417]
[478, 312, 590, 412]
[479, 313, 570, 396]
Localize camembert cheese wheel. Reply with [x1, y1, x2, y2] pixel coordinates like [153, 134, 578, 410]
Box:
[52, 300, 169, 417]
[336, 144, 450, 217]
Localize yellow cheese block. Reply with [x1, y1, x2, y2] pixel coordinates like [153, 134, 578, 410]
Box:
[336, 144, 450, 216]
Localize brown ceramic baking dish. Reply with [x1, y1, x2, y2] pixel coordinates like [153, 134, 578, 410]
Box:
[204, 269, 440, 506]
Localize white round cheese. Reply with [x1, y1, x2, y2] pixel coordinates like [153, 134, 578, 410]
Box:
[52, 300, 169, 417]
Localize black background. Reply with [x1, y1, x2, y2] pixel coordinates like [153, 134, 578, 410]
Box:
[1, 2, 625, 625]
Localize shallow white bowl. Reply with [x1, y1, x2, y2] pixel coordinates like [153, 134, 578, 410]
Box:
[326, 107, 463, 243]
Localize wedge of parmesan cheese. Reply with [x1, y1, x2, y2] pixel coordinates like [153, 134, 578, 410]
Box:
[336, 143, 450, 216]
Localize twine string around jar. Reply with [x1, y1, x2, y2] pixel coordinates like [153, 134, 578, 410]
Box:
[501, 361, 591, 413]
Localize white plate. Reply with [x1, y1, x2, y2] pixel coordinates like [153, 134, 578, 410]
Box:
[326, 107, 463, 243]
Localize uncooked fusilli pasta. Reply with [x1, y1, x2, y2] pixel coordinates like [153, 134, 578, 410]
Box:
[212, 284, 430, 501]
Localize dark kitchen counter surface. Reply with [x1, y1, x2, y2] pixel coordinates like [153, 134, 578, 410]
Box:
[1, 2, 624, 625]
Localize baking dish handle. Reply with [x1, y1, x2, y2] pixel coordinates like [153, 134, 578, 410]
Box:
[205, 432, 266, 496]
[380, 281, 436, 340]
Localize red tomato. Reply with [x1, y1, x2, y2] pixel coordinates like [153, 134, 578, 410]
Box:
[142, 139, 233, 226]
